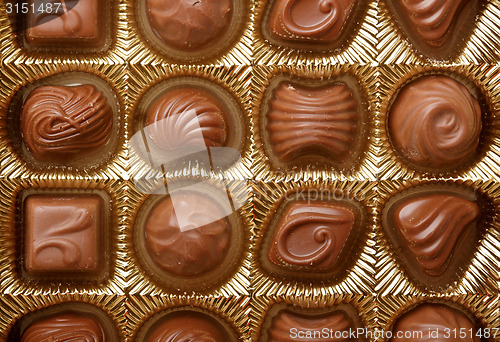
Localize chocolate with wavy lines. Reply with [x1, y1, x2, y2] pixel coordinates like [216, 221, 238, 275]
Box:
[266, 309, 355, 342]
[21, 84, 113, 164]
[267, 0, 356, 44]
[21, 312, 106, 342]
[393, 0, 472, 48]
[24, 195, 102, 274]
[391, 193, 480, 277]
[144, 191, 230, 277]
[390, 303, 481, 342]
[144, 311, 230, 342]
[145, 87, 227, 152]
[389, 76, 482, 171]
[266, 81, 360, 167]
[147, 0, 232, 51]
[267, 201, 357, 272]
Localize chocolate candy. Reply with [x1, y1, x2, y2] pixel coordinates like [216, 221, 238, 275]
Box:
[386, 0, 479, 59]
[266, 0, 357, 49]
[144, 311, 231, 342]
[21, 84, 113, 164]
[25, 0, 107, 50]
[145, 87, 227, 151]
[388, 76, 482, 172]
[383, 186, 481, 290]
[24, 194, 104, 277]
[20, 312, 106, 342]
[390, 303, 481, 342]
[265, 81, 362, 168]
[146, 0, 232, 51]
[144, 191, 230, 276]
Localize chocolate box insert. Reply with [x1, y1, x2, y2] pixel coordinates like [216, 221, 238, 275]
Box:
[19, 189, 111, 282]
[8, 72, 120, 170]
[382, 184, 492, 291]
[260, 74, 368, 171]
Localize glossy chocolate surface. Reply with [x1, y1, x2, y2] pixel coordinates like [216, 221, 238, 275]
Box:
[267, 0, 356, 46]
[390, 303, 481, 342]
[21, 312, 106, 342]
[26, 0, 106, 49]
[389, 76, 482, 171]
[383, 187, 481, 290]
[145, 311, 230, 342]
[21, 84, 113, 164]
[145, 87, 227, 151]
[266, 81, 361, 167]
[267, 201, 356, 270]
[146, 0, 232, 51]
[144, 192, 230, 277]
[386, 0, 479, 59]
[24, 195, 103, 275]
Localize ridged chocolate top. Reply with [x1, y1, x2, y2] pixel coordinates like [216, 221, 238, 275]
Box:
[21, 85, 113, 163]
[147, 0, 232, 51]
[144, 192, 230, 276]
[389, 76, 482, 171]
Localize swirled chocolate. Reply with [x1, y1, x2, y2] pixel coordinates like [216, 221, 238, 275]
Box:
[386, 0, 479, 58]
[390, 303, 481, 342]
[144, 311, 230, 342]
[24, 195, 103, 276]
[21, 84, 113, 164]
[263, 305, 360, 342]
[266, 81, 361, 167]
[267, 0, 356, 45]
[26, 0, 106, 49]
[21, 312, 106, 342]
[383, 187, 481, 289]
[267, 201, 357, 271]
[146, 0, 232, 51]
[144, 192, 230, 276]
[388, 76, 482, 171]
[145, 87, 227, 151]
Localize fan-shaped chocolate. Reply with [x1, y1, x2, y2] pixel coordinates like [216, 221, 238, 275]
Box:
[388, 76, 482, 172]
[146, 0, 232, 51]
[21, 84, 113, 164]
[144, 191, 230, 277]
[390, 303, 481, 342]
[266, 81, 361, 168]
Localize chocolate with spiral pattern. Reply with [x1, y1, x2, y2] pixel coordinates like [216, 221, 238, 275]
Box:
[21, 312, 106, 342]
[389, 76, 482, 171]
[267, 201, 357, 271]
[390, 303, 481, 342]
[21, 84, 113, 164]
[267, 0, 356, 44]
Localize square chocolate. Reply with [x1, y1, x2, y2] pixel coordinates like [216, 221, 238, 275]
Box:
[24, 194, 103, 275]
[25, 0, 106, 49]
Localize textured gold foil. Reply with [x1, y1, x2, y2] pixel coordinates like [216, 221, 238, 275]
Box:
[126, 295, 251, 341]
[376, 179, 500, 296]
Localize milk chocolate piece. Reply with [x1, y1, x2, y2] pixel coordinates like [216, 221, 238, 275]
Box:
[20, 312, 106, 342]
[26, 0, 106, 49]
[386, 0, 479, 59]
[267, 0, 356, 46]
[262, 304, 362, 342]
[146, 0, 232, 51]
[383, 187, 481, 290]
[388, 76, 482, 172]
[145, 87, 227, 151]
[266, 82, 361, 168]
[24, 195, 103, 275]
[21, 84, 113, 164]
[390, 303, 481, 342]
[144, 192, 230, 276]
[145, 311, 230, 342]
[267, 201, 356, 270]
